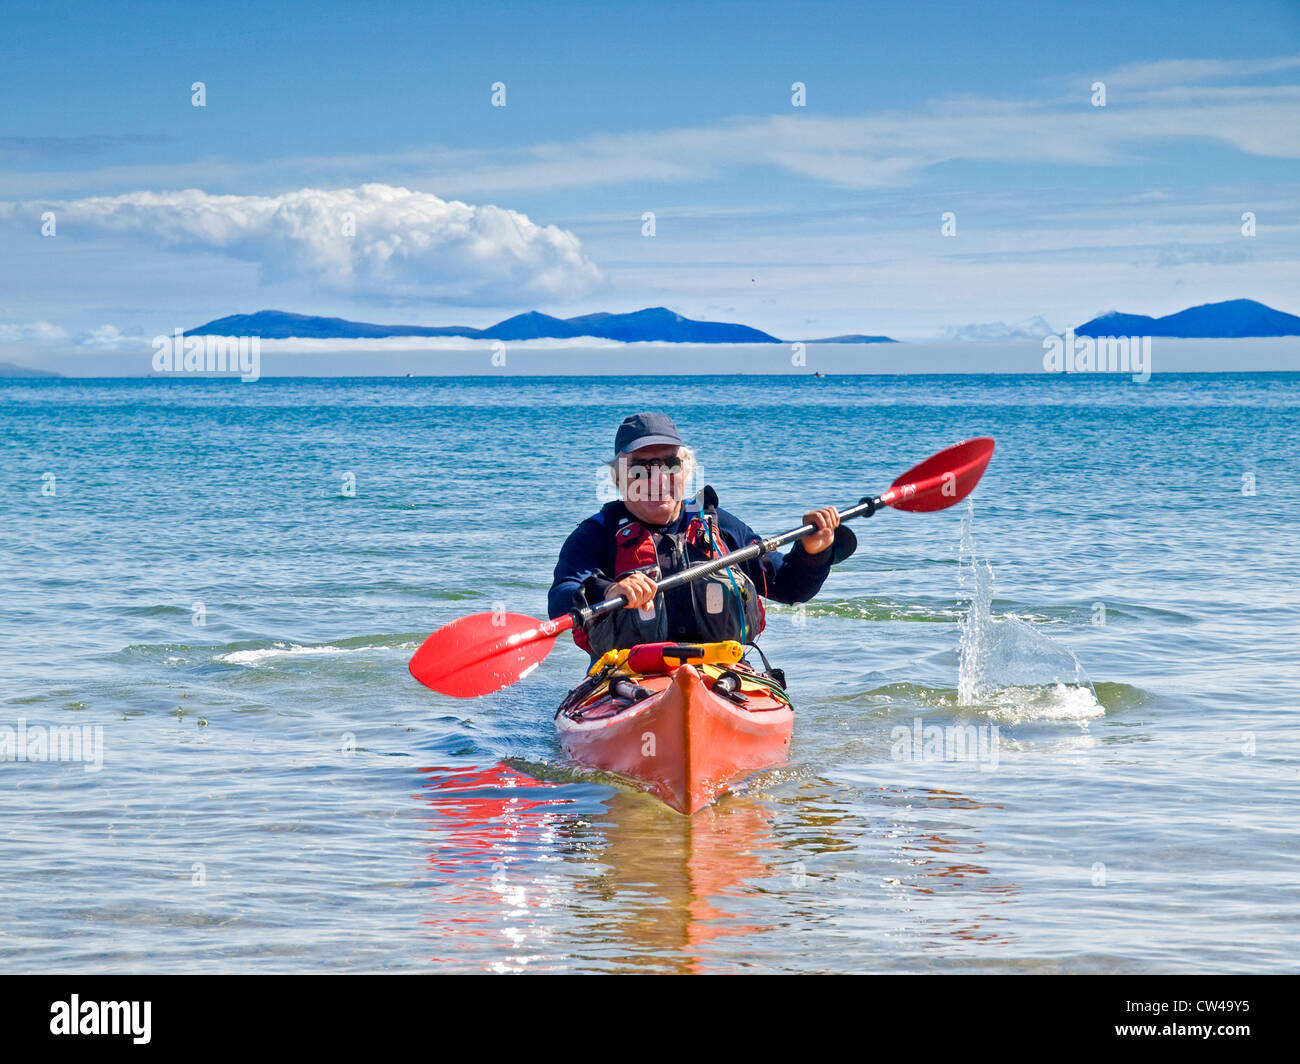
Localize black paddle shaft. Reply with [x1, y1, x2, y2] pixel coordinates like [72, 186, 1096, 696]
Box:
[570, 494, 881, 628]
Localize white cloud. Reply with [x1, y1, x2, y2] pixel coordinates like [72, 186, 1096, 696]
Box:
[942, 316, 1059, 342]
[1097, 54, 1300, 91]
[0, 320, 67, 342]
[2, 58, 1297, 203]
[0, 320, 150, 351]
[5, 184, 603, 304]
[390, 83, 1300, 195]
[73, 324, 151, 350]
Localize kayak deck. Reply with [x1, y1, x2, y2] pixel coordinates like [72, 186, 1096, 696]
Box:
[556, 663, 793, 814]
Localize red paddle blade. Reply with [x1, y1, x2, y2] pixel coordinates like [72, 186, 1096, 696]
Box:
[408, 612, 571, 698]
[880, 436, 995, 512]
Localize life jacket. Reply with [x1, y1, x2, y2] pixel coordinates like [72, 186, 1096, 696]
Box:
[575, 487, 766, 657]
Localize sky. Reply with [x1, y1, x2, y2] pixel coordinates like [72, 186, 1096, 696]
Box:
[1, 0, 1299, 366]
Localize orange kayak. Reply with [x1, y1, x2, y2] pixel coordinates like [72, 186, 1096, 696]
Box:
[555, 661, 793, 814]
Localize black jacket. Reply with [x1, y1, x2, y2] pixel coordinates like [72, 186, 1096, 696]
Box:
[547, 498, 842, 624]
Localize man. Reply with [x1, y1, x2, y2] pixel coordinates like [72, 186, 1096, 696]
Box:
[548, 412, 855, 658]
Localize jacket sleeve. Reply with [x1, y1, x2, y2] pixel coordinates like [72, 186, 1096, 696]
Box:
[716, 509, 835, 605]
[548, 516, 616, 620]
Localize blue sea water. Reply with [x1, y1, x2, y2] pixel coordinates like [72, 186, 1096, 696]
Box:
[1, 371, 1297, 973]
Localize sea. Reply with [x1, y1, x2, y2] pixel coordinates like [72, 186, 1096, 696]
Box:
[1, 370, 1296, 973]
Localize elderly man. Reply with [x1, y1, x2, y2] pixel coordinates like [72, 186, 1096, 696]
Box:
[548, 412, 854, 658]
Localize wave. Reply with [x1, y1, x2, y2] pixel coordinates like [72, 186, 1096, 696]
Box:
[832, 680, 1110, 723]
[123, 633, 422, 667]
[767, 598, 966, 624]
[218, 643, 394, 666]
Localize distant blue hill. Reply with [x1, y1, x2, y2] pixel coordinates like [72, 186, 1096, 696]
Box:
[0, 361, 61, 378]
[188, 310, 477, 339]
[190, 307, 784, 343]
[1075, 299, 1300, 338]
[802, 334, 898, 344]
[568, 307, 778, 343]
[479, 311, 586, 340]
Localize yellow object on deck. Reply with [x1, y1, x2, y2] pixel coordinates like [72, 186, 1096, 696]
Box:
[586, 640, 745, 677]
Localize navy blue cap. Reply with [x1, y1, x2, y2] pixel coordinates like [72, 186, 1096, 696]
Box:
[614, 412, 685, 457]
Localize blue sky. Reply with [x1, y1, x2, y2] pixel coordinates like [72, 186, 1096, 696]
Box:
[1, 0, 1298, 359]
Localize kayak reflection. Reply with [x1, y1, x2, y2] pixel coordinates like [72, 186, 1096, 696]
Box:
[415, 765, 1019, 970]
[568, 788, 778, 973]
[416, 762, 779, 973]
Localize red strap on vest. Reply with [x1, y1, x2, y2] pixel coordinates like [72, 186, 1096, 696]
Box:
[613, 521, 659, 574]
[582, 512, 740, 653]
[614, 515, 723, 575]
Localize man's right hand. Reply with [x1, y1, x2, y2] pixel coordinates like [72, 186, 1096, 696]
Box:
[610, 571, 657, 609]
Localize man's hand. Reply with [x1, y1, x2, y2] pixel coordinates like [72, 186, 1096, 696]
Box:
[609, 571, 657, 609]
[800, 506, 841, 555]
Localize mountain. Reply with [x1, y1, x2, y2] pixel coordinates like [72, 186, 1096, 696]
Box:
[189, 310, 480, 339]
[189, 307, 783, 343]
[563, 311, 615, 326]
[802, 334, 898, 344]
[480, 311, 586, 340]
[1073, 312, 1159, 336]
[572, 307, 779, 343]
[0, 361, 61, 377]
[1075, 299, 1300, 338]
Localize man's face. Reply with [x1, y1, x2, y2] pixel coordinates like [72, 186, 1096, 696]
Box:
[616, 444, 686, 525]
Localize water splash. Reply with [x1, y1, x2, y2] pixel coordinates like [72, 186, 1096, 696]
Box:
[956, 504, 1102, 721]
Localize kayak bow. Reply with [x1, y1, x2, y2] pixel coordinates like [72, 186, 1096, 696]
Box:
[556, 653, 793, 814]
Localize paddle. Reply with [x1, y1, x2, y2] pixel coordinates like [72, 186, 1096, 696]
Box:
[410, 436, 995, 697]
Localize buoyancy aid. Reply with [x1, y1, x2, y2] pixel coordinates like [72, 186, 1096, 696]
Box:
[576, 487, 765, 657]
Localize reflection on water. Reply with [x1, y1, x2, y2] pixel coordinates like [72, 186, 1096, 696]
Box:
[417, 763, 575, 973]
[876, 789, 1016, 947]
[416, 763, 780, 972]
[770, 781, 1018, 959]
[569, 790, 777, 973]
[416, 763, 1019, 971]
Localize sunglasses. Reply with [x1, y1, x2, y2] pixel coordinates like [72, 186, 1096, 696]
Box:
[624, 456, 684, 475]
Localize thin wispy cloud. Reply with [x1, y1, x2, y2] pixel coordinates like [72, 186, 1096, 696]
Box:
[1097, 54, 1300, 90]
[0, 134, 172, 162]
[447, 76, 1300, 193]
[4, 57, 1297, 200]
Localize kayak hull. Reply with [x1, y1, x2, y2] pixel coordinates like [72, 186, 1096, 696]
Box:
[555, 664, 793, 814]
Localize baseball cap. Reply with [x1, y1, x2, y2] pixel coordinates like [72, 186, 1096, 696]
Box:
[613, 412, 686, 457]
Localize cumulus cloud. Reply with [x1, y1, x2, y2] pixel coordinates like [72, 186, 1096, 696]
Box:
[5, 184, 603, 303]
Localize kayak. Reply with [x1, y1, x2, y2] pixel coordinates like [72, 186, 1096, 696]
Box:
[555, 643, 793, 814]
